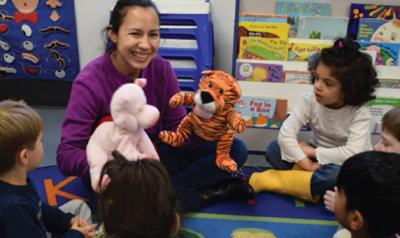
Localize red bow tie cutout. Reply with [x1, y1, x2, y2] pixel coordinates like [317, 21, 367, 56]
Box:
[15, 11, 39, 24]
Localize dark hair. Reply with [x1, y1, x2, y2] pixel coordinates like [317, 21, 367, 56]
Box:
[98, 151, 177, 238]
[382, 107, 400, 142]
[337, 151, 400, 238]
[309, 38, 379, 107]
[101, 0, 160, 52]
[0, 100, 43, 175]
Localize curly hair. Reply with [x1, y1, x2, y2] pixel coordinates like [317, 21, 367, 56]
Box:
[98, 151, 178, 238]
[309, 38, 379, 107]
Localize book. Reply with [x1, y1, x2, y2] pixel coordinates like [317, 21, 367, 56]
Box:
[378, 78, 400, 88]
[358, 41, 400, 66]
[236, 61, 284, 82]
[275, 1, 331, 37]
[239, 13, 288, 24]
[368, 97, 400, 134]
[348, 3, 400, 40]
[297, 16, 349, 40]
[357, 18, 389, 41]
[235, 96, 288, 129]
[287, 38, 333, 62]
[238, 21, 290, 40]
[238, 37, 288, 61]
[284, 70, 312, 84]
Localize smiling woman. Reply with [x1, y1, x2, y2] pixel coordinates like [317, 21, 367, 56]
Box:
[56, 0, 252, 216]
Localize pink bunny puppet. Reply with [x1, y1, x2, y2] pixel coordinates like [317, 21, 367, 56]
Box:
[87, 78, 160, 192]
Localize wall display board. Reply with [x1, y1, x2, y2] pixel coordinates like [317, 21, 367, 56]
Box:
[0, 0, 80, 80]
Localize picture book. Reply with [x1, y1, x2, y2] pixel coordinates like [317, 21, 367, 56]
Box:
[284, 70, 312, 84]
[238, 21, 290, 40]
[358, 41, 400, 66]
[357, 18, 400, 43]
[275, 1, 331, 37]
[297, 16, 349, 40]
[287, 38, 333, 62]
[236, 61, 284, 82]
[238, 37, 288, 61]
[378, 78, 400, 89]
[357, 18, 389, 41]
[368, 97, 400, 134]
[348, 3, 400, 40]
[235, 96, 288, 129]
[239, 13, 288, 24]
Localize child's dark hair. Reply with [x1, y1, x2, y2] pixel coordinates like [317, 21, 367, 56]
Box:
[98, 150, 177, 238]
[382, 107, 400, 142]
[0, 100, 43, 175]
[101, 0, 160, 52]
[337, 151, 400, 238]
[309, 38, 379, 106]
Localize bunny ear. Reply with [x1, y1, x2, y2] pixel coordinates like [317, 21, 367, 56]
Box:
[134, 78, 147, 88]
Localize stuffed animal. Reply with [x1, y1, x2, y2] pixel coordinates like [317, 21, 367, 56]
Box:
[87, 78, 160, 192]
[159, 70, 246, 172]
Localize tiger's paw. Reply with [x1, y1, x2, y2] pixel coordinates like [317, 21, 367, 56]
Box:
[217, 157, 238, 173]
[159, 131, 183, 147]
[169, 94, 184, 108]
[234, 119, 247, 133]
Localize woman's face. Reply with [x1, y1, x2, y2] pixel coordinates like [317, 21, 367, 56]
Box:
[109, 6, 160, 77]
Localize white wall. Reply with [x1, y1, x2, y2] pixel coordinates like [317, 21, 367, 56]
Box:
[74, 0, 237, 72]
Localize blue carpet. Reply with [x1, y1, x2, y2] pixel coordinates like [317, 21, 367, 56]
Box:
[29, 165, 339, 238]
[180, 166, 338, 238]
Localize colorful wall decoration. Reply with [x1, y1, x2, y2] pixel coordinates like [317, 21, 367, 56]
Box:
[0, 0, 80, 80]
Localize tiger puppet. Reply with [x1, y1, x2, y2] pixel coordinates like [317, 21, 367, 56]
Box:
[159, 70, 246, 172]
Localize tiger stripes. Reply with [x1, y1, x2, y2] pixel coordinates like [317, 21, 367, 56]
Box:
[159, 70, 246, 172]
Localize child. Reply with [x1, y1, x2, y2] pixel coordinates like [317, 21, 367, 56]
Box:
[324, 107, 400, 238]
[0, 100, 96, 238]
[334, 151, 400, 238]
[249, 38, 379, 202]
[97, 150, 180, 238]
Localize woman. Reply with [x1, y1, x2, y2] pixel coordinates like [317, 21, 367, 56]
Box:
[57, 0, 253, 212]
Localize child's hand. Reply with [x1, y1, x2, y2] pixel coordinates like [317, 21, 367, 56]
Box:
[323, 187, 337, 212]
[70, 217, 97, 238]
[294, 157, 320, 171]
[300, 142, 316, 158]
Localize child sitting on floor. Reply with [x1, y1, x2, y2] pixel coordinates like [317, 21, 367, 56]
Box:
[324, 107, 400, 238]
[96, 150, 180, 238]
[334, 151, 400, 238]
[0, 99, 96, 238]
[249, 37, 378, 202]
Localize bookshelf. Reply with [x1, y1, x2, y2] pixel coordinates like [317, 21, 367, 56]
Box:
[234, 0, 400, 154]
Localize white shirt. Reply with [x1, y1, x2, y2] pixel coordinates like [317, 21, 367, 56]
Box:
[278, 92, 372, 166]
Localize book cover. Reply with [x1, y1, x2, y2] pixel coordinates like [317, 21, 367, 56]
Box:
[287, 39, 333, 62]
[275, 1, 331, 37]
[358, 41, 400, 66]
[238, 37, 288, 61]
[236, 61, 284, 82]
[235, 96, 288, 129]
[297, 16, 349, 40]
[238, 21, 290, 40]
[284, 70, 312, 84]
[239, 13, 288, 24]
[357, 18, 389, 41]
[348, 3, 400, 40]
[368, 97, 400, 134]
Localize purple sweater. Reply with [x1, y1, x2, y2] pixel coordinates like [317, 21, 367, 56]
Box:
[57, 53, 186, 176]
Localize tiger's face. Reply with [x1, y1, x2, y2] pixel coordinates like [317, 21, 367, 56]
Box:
[194, 70, 242, 113]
